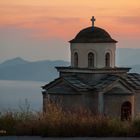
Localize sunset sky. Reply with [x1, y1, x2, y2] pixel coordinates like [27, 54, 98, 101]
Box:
[0, 0, 140, 62]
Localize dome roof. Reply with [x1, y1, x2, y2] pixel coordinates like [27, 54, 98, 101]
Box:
[69, 27, 117, 43]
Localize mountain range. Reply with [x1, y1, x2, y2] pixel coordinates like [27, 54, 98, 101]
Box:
[0, 48, 140, 82]
[0, 57, 69, 82]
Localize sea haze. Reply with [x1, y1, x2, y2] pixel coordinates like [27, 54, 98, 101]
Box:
[0, 48, 140, 111]
[0, 80, 45, 111]
[0, 48, 140, 82]
[0, 57, 69, 82]
[0, 58, 69, 111]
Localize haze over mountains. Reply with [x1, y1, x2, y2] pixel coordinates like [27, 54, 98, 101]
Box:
[0, 58, 69, 82]
[0, 48, 140, 82]
[116, 48, 140, 66]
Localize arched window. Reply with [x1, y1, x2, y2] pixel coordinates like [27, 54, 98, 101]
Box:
[88, 52, 94, 68]
[121, 101, 132, 121]
[105, 52, 110, 67]
[74, 52, 78, 67]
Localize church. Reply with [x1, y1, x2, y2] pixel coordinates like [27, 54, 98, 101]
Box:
[42, 17, 140, 120]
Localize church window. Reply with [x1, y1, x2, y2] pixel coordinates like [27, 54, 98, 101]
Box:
[121, 101, 132, 121]
[74, 52, 78, 67]
[88, 52, 94, 68]
[105, 52, 110, 67]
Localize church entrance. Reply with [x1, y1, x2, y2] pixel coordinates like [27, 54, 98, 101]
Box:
[121, 101, 132, 121]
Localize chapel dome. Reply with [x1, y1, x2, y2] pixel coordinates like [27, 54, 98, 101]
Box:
[69, 27, 117, 43]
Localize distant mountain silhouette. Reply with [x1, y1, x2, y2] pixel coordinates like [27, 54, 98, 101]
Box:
[116, 48, 140, 66]
[0, 58, 69, 82]
[130, 64, 140, 74]
[116, 48, 140, 74]
[0, 57, 29, 68]
[0, 48, 140, 82]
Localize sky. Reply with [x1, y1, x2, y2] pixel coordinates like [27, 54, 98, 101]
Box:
[0, 0, 140, 62]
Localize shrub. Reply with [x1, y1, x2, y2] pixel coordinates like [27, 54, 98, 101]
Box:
[0, 100, 140, 137]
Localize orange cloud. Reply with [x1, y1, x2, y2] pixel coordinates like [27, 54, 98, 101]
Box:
[0, 0, 140, 40]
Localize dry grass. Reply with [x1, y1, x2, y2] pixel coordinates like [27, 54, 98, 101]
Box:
[0, 100, 140, 137]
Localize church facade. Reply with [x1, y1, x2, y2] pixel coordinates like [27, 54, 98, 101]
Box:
[42, 17, 140, 120]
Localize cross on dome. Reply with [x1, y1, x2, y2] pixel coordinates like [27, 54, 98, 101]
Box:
[91, 16, 96, 29]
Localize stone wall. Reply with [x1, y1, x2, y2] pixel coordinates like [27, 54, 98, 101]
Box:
[104, 94, 134, 119]
[44, 93, 98, 113]
[134, 91, 140, 117]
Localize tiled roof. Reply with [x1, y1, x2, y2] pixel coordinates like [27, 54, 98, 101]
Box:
[42, 77, 61, 89]
[63, 76, 91, 91]
[92, 73, 140, 91]
[92, 75, 119, 91]
[42, 73, 140, 93]
[121, 73, 140, 90]
[42, 76, 92, 92]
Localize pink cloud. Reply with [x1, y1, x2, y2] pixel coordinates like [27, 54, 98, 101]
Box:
[0, 3, 140, 41]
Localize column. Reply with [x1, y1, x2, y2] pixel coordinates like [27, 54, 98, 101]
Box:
[98, 92, 104, 114]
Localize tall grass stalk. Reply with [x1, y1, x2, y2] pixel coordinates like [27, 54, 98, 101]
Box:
[0, 100, 140, 137]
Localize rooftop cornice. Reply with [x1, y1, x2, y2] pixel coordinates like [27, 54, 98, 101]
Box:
[56, 66, 131, 74]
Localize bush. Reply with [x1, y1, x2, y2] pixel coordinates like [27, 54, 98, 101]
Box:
[0, 101, 140, 137]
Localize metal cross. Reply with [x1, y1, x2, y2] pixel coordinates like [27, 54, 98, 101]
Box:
[91, 16, 96, 27]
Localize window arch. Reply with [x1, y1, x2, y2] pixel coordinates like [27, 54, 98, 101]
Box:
[105, 52, 110, 67]
[74, 52, 78, 67]
[121, 101, 132, 121]
[88, 52, 94, 68]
